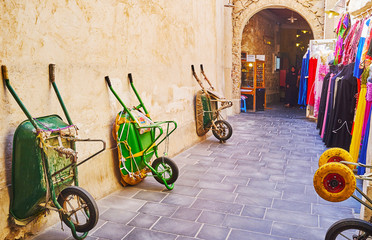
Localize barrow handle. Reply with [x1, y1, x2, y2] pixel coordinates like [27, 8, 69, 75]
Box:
[128, 73, 133, 84]
[49, 64, 55, 82]
[105, 76, 112, 87]
[191, 65, 195, 73]
[200, 64, 204, 72]
[1, 65, 8, 80]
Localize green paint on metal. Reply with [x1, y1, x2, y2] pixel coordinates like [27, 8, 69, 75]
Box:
[51, 82, 73, 125]
[4, 79, 39, 129]
[117, 113, 155, 175]
[10, 115, 74, 222]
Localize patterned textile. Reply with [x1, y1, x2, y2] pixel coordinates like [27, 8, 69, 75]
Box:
[314, 63, 328, 118]
[334, 13, 351, 65]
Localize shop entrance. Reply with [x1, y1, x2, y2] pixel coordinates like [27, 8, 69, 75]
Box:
[240, 8, 314, 110]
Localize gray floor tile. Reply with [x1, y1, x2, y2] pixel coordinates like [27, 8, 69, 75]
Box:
[112, 187, 142, 198]
[138, 202, 178, 217]
[235, 186, 282, 199]
[97, 195, 145, 212]
[196, 224, 230, 240]
[100, 208, 138, 224]
[235, 194, 273, 207]
[227, 228, 288, 240]
[164, 185, 201, 197]
[271, 222, 327, 240]
[127, 213, 160, 229]
[223, 214, 272, 234]
[196, 181, 236, 192]
[265, 208, 318, 227]
[222, 175, 249, 185]
[272, 199, 311, 213]
[92, 222, 133, 240]
[312, 204, 355, 218]
[191, 199, 243, 215]
[32, 228, 71, 240]
[196, 210, 226, 225]
[198, 189, 237, 202]
[171, 207, 202, 221]
[248, 179, 277, 189]
[241, 205, 266, 219]
[124, 228, 177, 240]
[152, 217, 202, 237]
[132, 190, 168, 202]
[161, 193, 196, 207]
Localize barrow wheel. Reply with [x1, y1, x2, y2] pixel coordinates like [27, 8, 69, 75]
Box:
[325, 218, 372, 240]
[319, 147, 356, 170]
[313, 162, 356, 202]
[57, 186, 99, 233]
[152, 157, 179, 185]
[212, 120, 233, 141]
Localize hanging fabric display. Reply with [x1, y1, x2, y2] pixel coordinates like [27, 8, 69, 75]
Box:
[298, 50, 310, 106]
[313, 12, 372, 173]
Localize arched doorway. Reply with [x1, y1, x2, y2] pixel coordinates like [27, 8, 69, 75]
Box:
[240, 9, 314, 105]
[231, 0, 325, 104]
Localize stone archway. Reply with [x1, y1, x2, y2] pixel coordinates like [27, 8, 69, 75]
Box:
[231, 0, 325, 100]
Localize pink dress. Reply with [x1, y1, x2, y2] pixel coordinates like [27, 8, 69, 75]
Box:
[314, 64, 328, 118]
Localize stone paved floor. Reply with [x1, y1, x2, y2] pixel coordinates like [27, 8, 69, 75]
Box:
[32, 105, 360, 240]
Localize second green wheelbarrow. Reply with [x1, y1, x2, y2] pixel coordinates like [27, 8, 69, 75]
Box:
[105, 74, 178, 190]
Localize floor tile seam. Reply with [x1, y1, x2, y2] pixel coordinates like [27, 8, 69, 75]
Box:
[127, 225, 180, 239]
[151, 216, 204, 238]
[120, 225, 136, 240]
[265, 206, 324, 218]
[132, 190, 169, 202]
[224, 227, 233, 240]
[271, 219, 330, 230]
[194, 222, 204, 238]
[226, 227, 277, 238]
[89, 220, 109, 236]
[311, 202, 359, 212]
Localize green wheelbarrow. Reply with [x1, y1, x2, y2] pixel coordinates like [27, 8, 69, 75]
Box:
[105, 74, 178, 190]
[2, 65, 106, 240]
[191, 65, 233, 142]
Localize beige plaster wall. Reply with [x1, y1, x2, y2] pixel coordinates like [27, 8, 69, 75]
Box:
[0, 0, 231, 238]
[231, 0, 325, 101]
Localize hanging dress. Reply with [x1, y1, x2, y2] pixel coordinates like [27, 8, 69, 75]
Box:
[314, 63, 328, 118]
[354, 18, 371, 78]
[325, 63, 357, 150]
[334, 13, 351, 65]
[360, 79, 372, 175]
[307, 57, 318, 106]
[298, 50, 310, 106]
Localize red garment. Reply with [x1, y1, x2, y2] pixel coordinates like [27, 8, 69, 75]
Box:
[307, 57, 318, 106]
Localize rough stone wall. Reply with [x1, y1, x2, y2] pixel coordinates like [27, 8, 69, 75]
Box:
[0, 0, 230, 238]
[231, 0, 325, 100]
[241, 13, 280, 103]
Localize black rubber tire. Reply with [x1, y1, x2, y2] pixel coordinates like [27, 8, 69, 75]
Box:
[325, 218, 372, 240]
[57, 186, 99, 233]
[151, 157, 179, 185]
[212, 120, 233, 141]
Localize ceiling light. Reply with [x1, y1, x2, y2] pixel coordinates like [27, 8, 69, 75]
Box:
[288, 11, 297, 24]
[325, 0, 345, 18]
